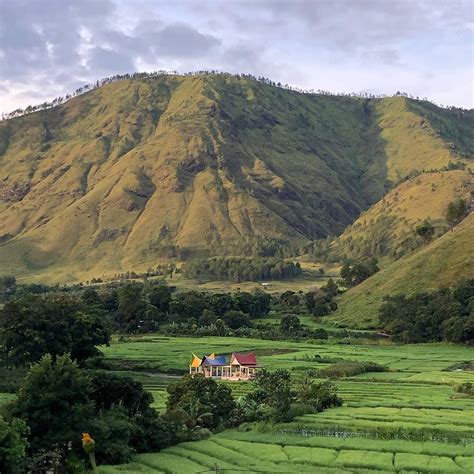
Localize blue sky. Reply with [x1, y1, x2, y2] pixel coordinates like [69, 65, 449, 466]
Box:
[0, 0, 472, 112]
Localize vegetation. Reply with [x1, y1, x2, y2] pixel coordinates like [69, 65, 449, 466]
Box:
[379, 279, 474, 343]
[1, 69, 474, 474]
[96, 335, 474, 472]
[1, 73, 472, 282]
[0, 415, 28, 474]
[5, 354, 178, 471]
[332, 214, 474, 328]
[166, 375, 236, 431]
[340, 258, 380, 287]
[326, 169, 473, 263]
[182, 257, 302, 282]
[0, 293, 110, 366]
[318, 361, 388, 378]
[446, 198, 468, 227]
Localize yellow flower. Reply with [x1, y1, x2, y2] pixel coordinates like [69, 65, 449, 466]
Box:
[82, 432, 93, 444]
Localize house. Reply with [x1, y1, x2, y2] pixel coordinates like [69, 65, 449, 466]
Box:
[189, 351, 261, 380]
[229, 352, 259, 379]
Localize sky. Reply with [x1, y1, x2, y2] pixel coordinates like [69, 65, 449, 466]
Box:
[0, 0, 473, 113]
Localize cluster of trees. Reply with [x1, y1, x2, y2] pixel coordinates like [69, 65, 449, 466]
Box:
[415, 220, 435, 243]
[0, 293, 111, 366]
[240, 369, 342, 424]
[379, 279, 474, 343]
[85, 263, 178, 285]
[446, 198, 469, 227]
[0, 280, 273, 344]
[340, 258, 379, 287]
[1, 277, 343, 343]
[228, 236, 296, 258]
[304, 279, 339, 316]
[1, 355, 177, 471]
[183, 257, 302, 282]
[0, 276, 16, 302]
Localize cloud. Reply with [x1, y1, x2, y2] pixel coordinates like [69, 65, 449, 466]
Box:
[0, 0, 472, 112]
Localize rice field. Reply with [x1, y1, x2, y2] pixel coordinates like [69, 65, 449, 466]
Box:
[98, 430, 474, 473]
[98, 336, 474, 472]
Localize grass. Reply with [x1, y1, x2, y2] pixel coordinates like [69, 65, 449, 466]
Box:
[332, 213, 474, 328]
[1, 74, 472, 284]
[331, 169, 472, 263]
[99, 430, 474, 473]
[99, 334, 474, 472]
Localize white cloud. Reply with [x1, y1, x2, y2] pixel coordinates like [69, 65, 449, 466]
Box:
[0, 0, 472, 112]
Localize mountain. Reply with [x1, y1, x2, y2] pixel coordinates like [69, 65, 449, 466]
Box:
[331, 213, 474, 328]
[330, 169, 473, 262]
[0, 73, 472, 282]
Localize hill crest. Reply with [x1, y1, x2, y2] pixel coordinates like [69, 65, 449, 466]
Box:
[0, 74, 472, 282]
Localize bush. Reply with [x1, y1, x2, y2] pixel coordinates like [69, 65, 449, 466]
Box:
[167, 375, 236, 430]
[318, 361, 388, 378]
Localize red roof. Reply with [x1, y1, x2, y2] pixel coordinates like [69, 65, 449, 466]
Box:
[233, 352, 257, 366]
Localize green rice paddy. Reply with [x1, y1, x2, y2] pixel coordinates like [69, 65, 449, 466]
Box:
[98, 336, 473, 472]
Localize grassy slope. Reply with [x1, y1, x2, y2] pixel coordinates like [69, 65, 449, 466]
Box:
[332, 169, 473, 262]
[0, 75, 471, 283]
[331, 213, 474, 328]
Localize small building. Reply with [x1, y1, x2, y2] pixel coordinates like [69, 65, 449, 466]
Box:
[189, 351, 261, 380]
[229, 352, 259, 379]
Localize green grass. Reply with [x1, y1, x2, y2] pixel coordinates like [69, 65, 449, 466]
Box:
[100, 430, 474, 473]
[332, 214, 474, 328]
[99, 334, 474, 472]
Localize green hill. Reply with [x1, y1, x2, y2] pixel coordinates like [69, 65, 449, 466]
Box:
[0, 73, 471, 282]
[331, 169, 473, 262]
[331, 213, 474, 329]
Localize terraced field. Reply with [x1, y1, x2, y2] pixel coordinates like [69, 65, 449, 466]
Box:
[98, 431, 474, 473]
[99, 336, 474, 472]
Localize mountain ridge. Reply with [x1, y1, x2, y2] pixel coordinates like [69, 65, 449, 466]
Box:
[0, 73, 472, 282]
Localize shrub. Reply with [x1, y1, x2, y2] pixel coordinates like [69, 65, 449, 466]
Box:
[318, 361, 388, 378]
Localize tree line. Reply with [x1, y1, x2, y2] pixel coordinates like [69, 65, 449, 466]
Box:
[379, 279, 474, 343]
[182, 257, 302, 282]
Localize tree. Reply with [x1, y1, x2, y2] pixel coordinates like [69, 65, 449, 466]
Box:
[117, 283, 147, 332]
[145, 281, 172, 313]
[9, 356, 177, 470]
[169, 291, 208, 322]
[88, 371, 177, 455]
[379, 280, 473, 343]
[446, 199, 467, 227]
[296, 375, 342, 410]
[0, 276, 16, 302]
[415, 220, 435, 242]
[279, 291, 300, 308]
[279, 314, 302, 335]
[0, 294, 110, 366]
[245, 369, 292, 422]
[167, 375, 236, 430]
[322, 278, 339, 298]
[223, 310, 251, 329]
[0, 415, 28, 474]
[10, 355, 95, 469]
[340, 258, 379, 287]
